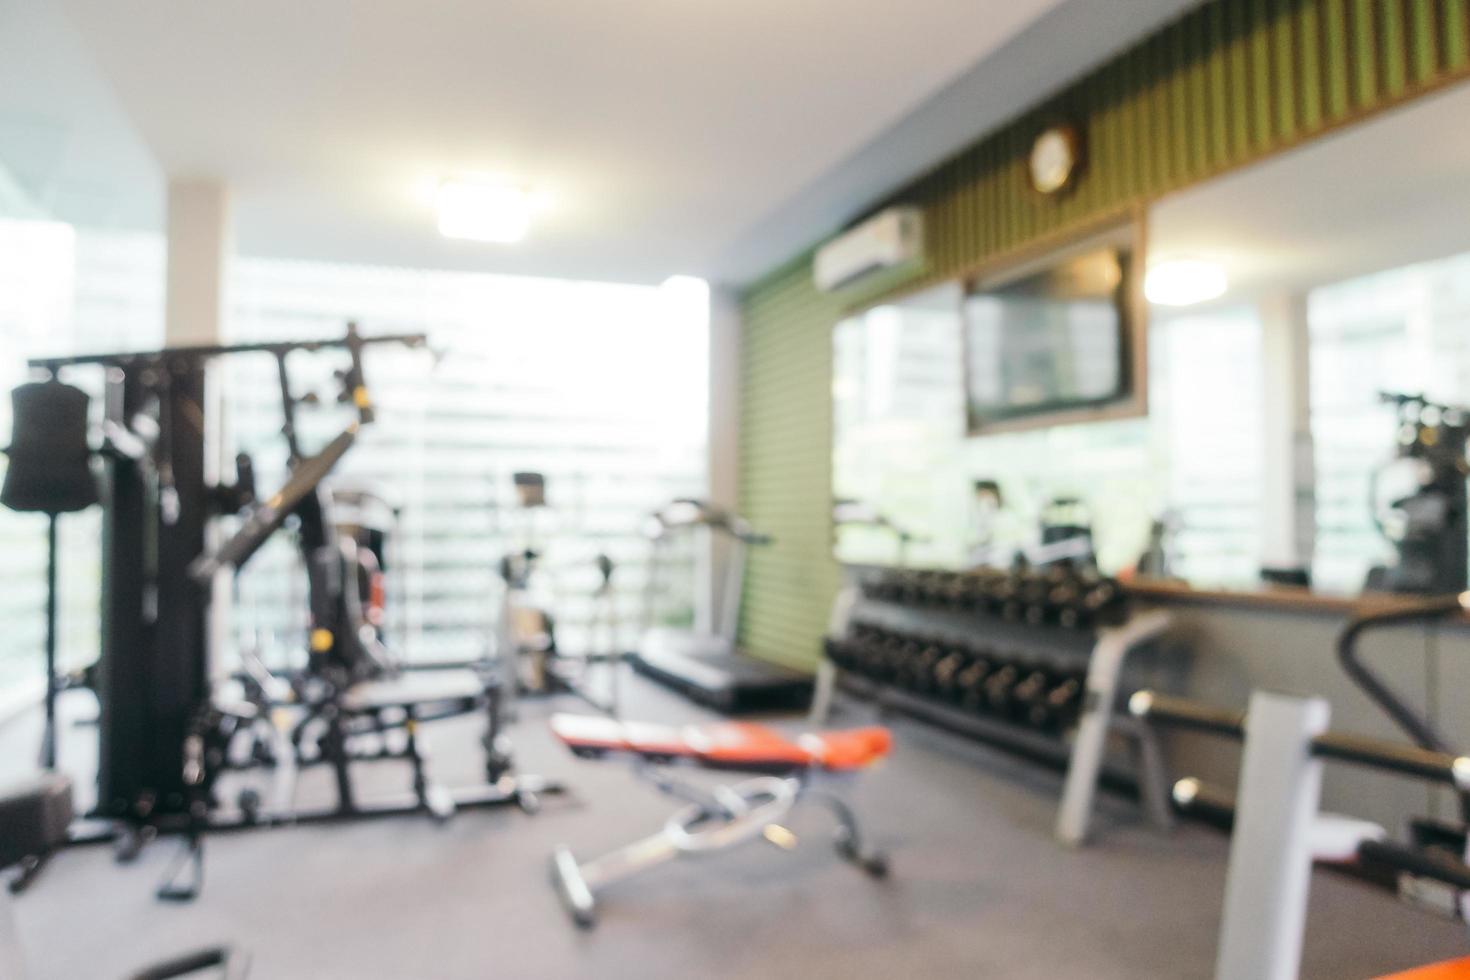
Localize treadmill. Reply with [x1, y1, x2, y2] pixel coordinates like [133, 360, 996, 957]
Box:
[629, 499, 813, 713]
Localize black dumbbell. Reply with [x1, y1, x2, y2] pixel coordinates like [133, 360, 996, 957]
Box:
[997, 575, 1026, 622]
[956, 656, 993, 711]
[982, 663, 1020, 713]
[1050, 579, 1085, 629]
[907, 642, 944, 694]
[823, 637, 851, 670]
[1045, 675, 1085, 728]
[932, 648, 970, 700]
[1082, 579, 1125, 626]
[1011, 668, 1053, 726]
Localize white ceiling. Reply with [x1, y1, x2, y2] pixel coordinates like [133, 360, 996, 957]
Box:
[17, 0, 1205, 285]
[0, 0, 161, 227]
[47, 0, 1057, 283]
[1150, 79, 1470, 305]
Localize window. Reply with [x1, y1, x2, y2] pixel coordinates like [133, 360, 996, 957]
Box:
[0, 220, 164, 704]
[222, 258, 709, 667]
[1, 231, 708, 704]
[1309, 250, 1470, 593]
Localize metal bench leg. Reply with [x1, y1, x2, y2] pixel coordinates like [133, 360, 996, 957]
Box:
[550, 833, 680, 928]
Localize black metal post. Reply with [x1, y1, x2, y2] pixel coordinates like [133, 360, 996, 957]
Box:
[40, 512, 59, 770]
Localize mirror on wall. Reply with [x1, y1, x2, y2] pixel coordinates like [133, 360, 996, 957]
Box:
[965, 223, 1143, 433]
[832, 77, 1470, 596]
[832, 283, 966, 569]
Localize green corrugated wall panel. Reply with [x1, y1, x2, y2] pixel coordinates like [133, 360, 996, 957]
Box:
[1351, 0, 1380, 106]
[1298, 3, 1324, 132]
[1271, 0, 1298, 143]
[1408, 1, 1438, 84]
[736, 0, 1470, 670]
[1449, 0, 1470, 71]
[1323, 0, 1353, 121]
[1381, 0, 1409, 95]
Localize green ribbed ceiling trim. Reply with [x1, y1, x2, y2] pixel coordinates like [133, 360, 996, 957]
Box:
[738, 0, 1470, 670]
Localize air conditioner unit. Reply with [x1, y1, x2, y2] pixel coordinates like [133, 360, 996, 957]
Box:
[813, 207, 923, 293]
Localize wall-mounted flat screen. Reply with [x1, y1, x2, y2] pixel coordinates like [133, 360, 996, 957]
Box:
[964, 245, 1132, 431]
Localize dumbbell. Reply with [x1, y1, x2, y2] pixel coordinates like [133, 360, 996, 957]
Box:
[1021, 572, 1056, 626]
[981, 662, 1020, 713]
[824, 637, 854, 671]
[970, 571, 1004, 616]
[998, 574, 1029, 622]
[955, 656, 993, 711]
[1050, 578, 1086, 629]
[1010, 667, 1054, 726]
[849, 630, 889, 680]
[946, 574, 981, 611]
[883, 638, 919, 684]
[1081, 579, 1124, 626]
[906, 642, 945, 694]
[931, 648, 971, 700]
[1045, 675, 1085, 728]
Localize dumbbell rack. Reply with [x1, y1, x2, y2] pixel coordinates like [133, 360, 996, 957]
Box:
[811, 566, 1174, 846]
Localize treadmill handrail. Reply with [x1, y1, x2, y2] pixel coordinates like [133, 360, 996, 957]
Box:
[645, 498, 773, 545]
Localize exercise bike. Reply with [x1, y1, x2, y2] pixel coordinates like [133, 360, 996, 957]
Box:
[494, 471, 624, 718]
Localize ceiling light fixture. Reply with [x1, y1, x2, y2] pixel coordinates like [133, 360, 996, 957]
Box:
[435, 178, 541, 244]
[1144, 258, 1228, 307]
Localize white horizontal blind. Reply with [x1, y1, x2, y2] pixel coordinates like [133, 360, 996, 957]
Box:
[0, 221, 165, 695]
[223, 258, 708, 668]
[1150, 308, 1264, 584]
[1309, 250, 1470, 592]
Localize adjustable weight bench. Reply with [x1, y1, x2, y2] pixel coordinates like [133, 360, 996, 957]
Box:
[548, 713, 892, 927]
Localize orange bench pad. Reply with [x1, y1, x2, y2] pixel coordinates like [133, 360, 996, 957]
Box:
[1377, 958, 1470, 980]
[549, 714, 891, 771]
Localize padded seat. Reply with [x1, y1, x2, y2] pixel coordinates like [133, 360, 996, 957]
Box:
[549, 713, 892, 772]
[1378, 959, 1470, 980]
[339, 669, 488, 712]
[0, 772, 74, 868]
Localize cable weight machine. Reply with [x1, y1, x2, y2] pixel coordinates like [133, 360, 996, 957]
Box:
[8, 323, 557, 899]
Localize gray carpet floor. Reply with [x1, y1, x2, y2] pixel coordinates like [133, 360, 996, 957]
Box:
[4, 672, 1469, 979]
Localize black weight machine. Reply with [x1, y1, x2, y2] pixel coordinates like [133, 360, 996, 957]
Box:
[1366, 392, 1469, 595]
[6, 323, 557, 900]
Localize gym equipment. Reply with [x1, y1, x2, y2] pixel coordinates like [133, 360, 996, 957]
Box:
[629, 499, 813, 712]
[494, 471, 624, 717]
[2, 380, 100, 771]
[812, 563, 1174, 847]
[17, 323, 556, 899]
[1366, 392, 1469, 595]
[1131, 593, 1470, 980]
[0, 773, 249, 978]
[546, 712, 890, 927]
[330, 485, 397, 647]
[832, 498, 928, 567]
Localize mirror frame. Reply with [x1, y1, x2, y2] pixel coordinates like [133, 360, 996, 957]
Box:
[962, 209, 1148, 436]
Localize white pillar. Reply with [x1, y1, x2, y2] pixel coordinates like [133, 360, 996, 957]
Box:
[165, 178, 232, 345]
[704, 284, 741, 637]
[166, 177, 234, 674]
[1259, 291, 1315, 574]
